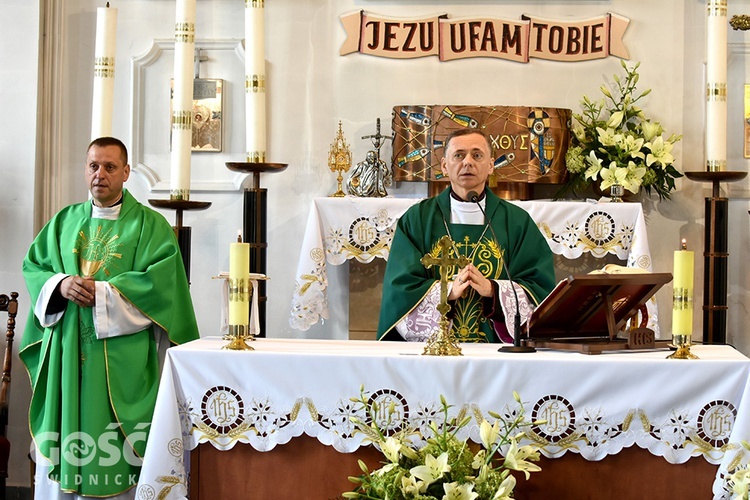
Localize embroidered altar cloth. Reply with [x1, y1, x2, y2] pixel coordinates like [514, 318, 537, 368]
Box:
[136, 339, 750, 500]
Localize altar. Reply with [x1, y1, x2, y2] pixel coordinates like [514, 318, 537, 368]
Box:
[289, 197, 661, 338]
[136, 338, 750, 499]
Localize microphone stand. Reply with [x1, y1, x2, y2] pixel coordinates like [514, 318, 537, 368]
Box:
[467, 191, 536, 353]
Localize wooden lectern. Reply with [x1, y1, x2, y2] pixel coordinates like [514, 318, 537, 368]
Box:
[524, 273, 673, 354]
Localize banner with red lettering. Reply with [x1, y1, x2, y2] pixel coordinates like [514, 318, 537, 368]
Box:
[340, 11, 630, 62]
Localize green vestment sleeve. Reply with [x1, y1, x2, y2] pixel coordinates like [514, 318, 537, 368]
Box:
[20, 190, 199, 496]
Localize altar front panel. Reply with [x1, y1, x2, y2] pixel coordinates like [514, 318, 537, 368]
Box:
[136, 339, 750, 499]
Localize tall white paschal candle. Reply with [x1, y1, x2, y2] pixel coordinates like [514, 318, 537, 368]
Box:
[706, 0, 727, 172]
[91, 2, 117, 140]
[170, 0, 196, 200]
[245, 0, 266, 163]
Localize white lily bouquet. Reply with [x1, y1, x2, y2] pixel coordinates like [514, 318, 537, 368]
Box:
[343, 389, 542, 500]
[727, 441, 750, 499]
[562, 61, 683, 200]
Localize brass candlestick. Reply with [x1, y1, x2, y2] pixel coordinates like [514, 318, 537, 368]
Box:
[213, 272, 269, 351]
[328, 121, 352, 197]
[223, 324, 254, 351]
[421, 235, 469, 356]
[667, 334, 698, 360]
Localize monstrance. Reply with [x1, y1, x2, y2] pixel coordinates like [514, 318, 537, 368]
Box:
[328, 121, 352, 197]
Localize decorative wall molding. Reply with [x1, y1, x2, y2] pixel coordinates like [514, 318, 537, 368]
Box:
[130, 38, 247, 192]
[728, 41, 750, 60]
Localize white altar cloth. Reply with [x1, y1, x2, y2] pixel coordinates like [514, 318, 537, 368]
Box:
[289, 197, 658, 333]
[136, 338, 750, 499]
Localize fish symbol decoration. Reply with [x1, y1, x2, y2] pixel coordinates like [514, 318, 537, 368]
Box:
[493, 152, 515, 169]
[441, 107, 478, 129]
[399, 109, 431, 127]
[397, 147, 430, 167]
[527, 108, 554, 174]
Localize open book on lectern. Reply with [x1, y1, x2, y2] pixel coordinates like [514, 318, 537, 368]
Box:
[524, 272, 673, 341]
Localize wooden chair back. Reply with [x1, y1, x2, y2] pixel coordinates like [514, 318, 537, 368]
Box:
[0, 291, 19, 494]
[0, 292, 18, 434]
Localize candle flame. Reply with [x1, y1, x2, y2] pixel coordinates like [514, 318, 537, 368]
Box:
[681, 238, 687, 250]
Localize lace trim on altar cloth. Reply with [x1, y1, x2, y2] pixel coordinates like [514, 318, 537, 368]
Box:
[138, 392, 746, 500]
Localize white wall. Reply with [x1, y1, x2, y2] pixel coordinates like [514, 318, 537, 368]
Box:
[0, 0, 39, 487]
[3, 0, 750, 488]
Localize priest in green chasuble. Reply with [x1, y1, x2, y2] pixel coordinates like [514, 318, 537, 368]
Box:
[378, 129, 555, 343]
[21, 137, 199, 499]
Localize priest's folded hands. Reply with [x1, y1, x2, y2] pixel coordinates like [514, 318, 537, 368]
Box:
[450, 264, 494, 300]
[59, 275, 96, 307]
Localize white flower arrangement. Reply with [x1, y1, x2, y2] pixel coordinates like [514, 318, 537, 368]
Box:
[343, 389, 542, 500]
[562, 61, 683, 200]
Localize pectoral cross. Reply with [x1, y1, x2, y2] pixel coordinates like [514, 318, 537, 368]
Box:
[420, 235, 469, 356]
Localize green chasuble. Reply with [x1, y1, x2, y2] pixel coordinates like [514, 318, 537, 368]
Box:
[20, 190, 199, 497]
[377, 188, 555, 342]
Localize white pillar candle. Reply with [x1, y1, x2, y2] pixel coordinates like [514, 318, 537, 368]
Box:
[91, 2, 117, 140]
[245, 0, 266, 163]
[706, 0, 727, 172]
[170, 0, 196, 200]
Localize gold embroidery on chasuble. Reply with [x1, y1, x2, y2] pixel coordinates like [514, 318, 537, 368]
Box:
[72, 225, 123, 278]
[429, 235, 504, 342]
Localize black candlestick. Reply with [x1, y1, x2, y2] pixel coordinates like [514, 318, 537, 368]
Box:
[684, 170, 746, 344]
[148, 199, 212, 284]
[226, 162, 287, 336]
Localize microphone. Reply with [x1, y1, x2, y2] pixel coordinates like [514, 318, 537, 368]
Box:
[466, 190, 535, 353]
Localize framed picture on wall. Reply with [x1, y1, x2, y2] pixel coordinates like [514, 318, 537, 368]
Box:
[170, 78, 223, 152]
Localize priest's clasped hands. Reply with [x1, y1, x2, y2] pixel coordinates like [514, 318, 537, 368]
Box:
[449, 264, 493, 300]
[61, 275, 96, 307]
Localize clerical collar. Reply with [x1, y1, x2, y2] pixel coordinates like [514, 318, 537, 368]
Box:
[91, 195, 124, 220]
[449, 188, 486, 203]
[449, 192, 485, 225]
[91, 195, 124, 208]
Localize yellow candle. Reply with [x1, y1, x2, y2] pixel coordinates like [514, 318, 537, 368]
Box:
[672, 239, 694, 337]
[229, 237, 250, 327]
